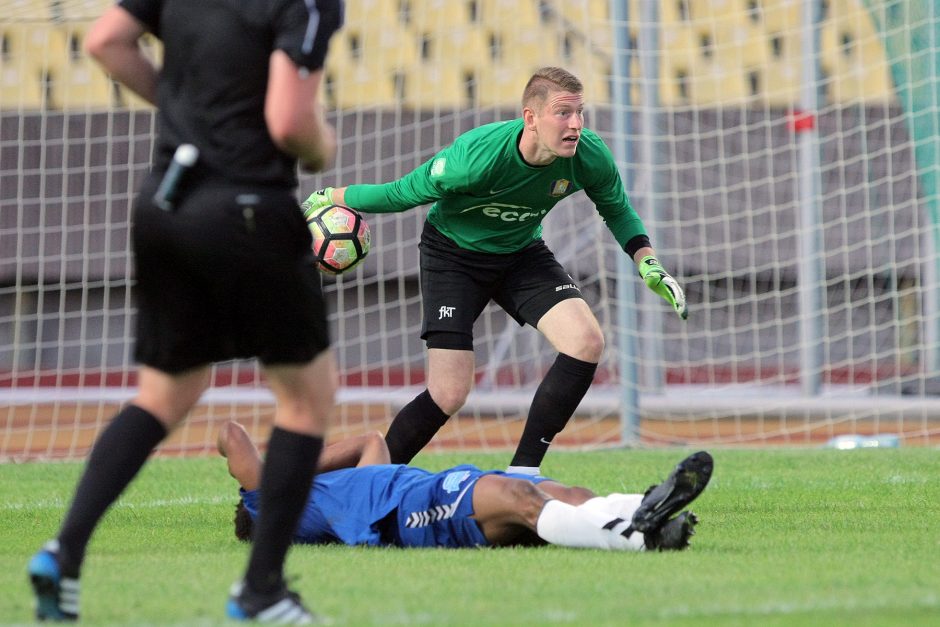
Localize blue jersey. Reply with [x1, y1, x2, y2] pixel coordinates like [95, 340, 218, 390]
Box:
[240, 464, 548, 548]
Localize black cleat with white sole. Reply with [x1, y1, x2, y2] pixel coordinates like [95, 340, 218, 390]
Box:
[624, 451, 713, 539]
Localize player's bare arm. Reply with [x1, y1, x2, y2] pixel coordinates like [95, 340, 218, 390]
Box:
[265, 51, 336, 173]
[317, 430, 391, 470]
[84, 6, 157, 105]
[218, 421, 390, 491]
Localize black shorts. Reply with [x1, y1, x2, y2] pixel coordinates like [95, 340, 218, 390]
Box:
[419, 222, 583, 350]
[132, 173, 329, 373]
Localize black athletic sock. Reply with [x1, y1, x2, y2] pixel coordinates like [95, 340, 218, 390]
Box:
[384, 389, 450, 463]
[511, 353, 598, 467]
[56, 404, 168, 576]
[245, 427, 323, 596]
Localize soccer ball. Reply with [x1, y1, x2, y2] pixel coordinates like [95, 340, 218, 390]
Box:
[306, 204, 371, 275]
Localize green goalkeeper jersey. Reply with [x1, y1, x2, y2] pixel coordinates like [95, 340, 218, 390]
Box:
[342, 119, 647, 254]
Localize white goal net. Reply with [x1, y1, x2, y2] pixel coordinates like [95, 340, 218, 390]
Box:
[2, 0, 939, 460]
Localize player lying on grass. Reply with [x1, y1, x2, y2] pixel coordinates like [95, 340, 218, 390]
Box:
[218, 422, 713, 552]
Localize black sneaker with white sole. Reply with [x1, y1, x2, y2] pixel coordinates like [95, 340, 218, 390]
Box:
[624, 451, 713, 538]
[643, 511, 698, 551]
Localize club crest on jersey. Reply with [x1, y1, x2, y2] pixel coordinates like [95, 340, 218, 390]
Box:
[442, 470, 471, 493]
[549, 179, 570, 197]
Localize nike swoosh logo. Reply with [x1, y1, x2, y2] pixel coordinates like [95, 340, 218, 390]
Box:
[540, 437, 553, 445]
[489, 187, 510, 195]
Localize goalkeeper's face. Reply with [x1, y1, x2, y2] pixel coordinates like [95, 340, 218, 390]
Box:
[534, 90, 584, 160]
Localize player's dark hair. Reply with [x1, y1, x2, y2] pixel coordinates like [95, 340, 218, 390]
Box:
[234, 498, 253, 542]
[522, 67, 584, 110]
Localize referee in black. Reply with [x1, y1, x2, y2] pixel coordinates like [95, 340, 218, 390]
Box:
[27, 1, 343, 623]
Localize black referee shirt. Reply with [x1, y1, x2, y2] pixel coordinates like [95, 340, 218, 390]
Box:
[119, 0, 343, 187]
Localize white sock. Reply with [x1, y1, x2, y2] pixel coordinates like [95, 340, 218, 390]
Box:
[536, 499, 645, 551]
[506, 465, 540, 477]
[579, 493, 644, 520]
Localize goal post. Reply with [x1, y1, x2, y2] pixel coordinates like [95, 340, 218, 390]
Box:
[2, 0, 940, 461]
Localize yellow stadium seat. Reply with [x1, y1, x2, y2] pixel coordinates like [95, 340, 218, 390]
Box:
[507, 25, 588, 74]
[326, 63, 401, 109]
[660, 23, 699, 71]
[345, 0, 403, 26]
[757, 0, 801, 34]
[402, 64, 472, 109]
[0, 25, 48, 110]
[819, 0, 894, 104]
[761, 30, 802, 107]
[476, 64, 528, 108]
[50, 59, 117, 109]
[558, 39, 611, 104]
[331, 24, 419, 74]
[423, 27, 490, 68]
[44, 23, 117, 109]
[477, 0, 541, 29]
[409, 0, 475, 30]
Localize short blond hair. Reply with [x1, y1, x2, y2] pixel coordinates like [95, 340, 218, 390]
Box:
[522, 67, 584, 110]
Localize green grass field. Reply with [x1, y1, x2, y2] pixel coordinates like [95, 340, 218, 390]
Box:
[1, 447, 938, 626]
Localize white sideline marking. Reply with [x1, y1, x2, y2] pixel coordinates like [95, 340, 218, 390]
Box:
[2, 495, 230, 511]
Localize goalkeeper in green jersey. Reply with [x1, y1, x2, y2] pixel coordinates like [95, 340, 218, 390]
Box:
[305, 66, 687, 475]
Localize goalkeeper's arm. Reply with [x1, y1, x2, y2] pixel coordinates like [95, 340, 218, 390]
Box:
[302, 183, 426, 217]
[634, 246, 688, 320]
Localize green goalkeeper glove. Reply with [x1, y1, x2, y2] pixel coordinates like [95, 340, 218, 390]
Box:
[638, 256, 688, 320]
[301, 187, 334, 219]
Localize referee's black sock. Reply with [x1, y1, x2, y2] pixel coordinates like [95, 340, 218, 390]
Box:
[384, 389, 451, 463]
[511, 353, 598, 468]
[245, 427, 322, 597]
[56, 404, 168, 577]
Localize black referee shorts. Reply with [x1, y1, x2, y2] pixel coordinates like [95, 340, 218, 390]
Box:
[132, 173, 329, 373]
[418, 222, 583, 350]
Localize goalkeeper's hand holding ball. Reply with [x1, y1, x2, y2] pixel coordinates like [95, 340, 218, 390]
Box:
[639, 256, 688, 320]
[301, 187, 334, 219]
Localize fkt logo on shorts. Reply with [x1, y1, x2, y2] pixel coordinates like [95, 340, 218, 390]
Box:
[438, 306, 455, 319]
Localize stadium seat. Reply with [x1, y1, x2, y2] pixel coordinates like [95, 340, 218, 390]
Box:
[660, 22, 699, 72]
[559, 0, 613, 52]
[476, 0, 541, 29]
[756, 0, 801, 34]
[345, 0, 403, 27]
[326, 63, 401, 110]
[819, 1, 894, 104]
[408, 0, 476, 30]
[0, 24, 48, 110]
[331, 24, 419, 74]
[45, 22, 117, 109]
[558, 39, 611, 104]
[402, 64, 472, 109]
[761, 30, 802, 107]
[476, 64, 528, 108]
[423, 27, 490, 67]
